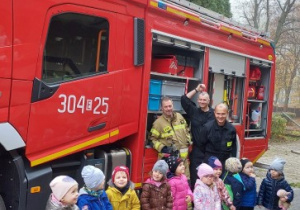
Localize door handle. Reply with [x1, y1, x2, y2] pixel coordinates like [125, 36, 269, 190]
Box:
[88, 122, 106, 132]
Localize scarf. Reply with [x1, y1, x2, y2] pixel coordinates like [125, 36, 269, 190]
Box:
[84, 185, 103, 197]
[113, 182, 130, 195]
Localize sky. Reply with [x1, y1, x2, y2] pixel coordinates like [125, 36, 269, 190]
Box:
[229, 0, 244, 22]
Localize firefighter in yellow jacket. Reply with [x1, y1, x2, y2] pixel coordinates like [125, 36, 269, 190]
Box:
[149, 96, 191, 178]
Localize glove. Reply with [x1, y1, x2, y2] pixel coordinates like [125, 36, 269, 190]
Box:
[161, 146, 173, 154]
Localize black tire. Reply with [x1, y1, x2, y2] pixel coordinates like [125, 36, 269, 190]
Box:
[0, 195, 6, 210]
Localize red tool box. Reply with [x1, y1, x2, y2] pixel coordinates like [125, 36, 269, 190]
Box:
[151, 55, 178, 75]
[177, 65, 194, 77]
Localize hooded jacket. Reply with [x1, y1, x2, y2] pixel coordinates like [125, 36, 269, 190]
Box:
[223, 172, 244, 207]
[167, 174, 193, 210]
[257, 170, 294, 210]
[193, 179, 221, 210]
[140, 177, 173, 210]
[239, 172, 256, 207]
[77, 188, 112, 210]
[105, 180, 140, 210]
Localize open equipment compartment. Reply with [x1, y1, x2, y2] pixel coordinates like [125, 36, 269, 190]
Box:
[145, 32, 205, 147]
[245, 59, 272, 138]
[207, 48, 246, 124]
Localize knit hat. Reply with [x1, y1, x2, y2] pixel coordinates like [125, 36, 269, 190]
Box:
[240, 158, 250, 170]
[165, 156, 183, 173]
[207, 156, 222, 169]
[269, 158, 286, 174]
[50, 175, 78, 201]
[82, 165, 105, 189]
[197, 163, 214, 179]
[225, 157, 242, 173]
[112, 166, 130, 182]
[153, 160, 169, 176]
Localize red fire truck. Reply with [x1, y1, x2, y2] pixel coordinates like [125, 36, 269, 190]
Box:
[0, 0, 275, 209]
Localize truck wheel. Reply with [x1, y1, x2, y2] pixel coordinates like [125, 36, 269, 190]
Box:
[0, 195, 6, 210]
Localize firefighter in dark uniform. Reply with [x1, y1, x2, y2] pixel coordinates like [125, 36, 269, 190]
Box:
[181, 84, 215, 190]
[200, 103, 237, 172]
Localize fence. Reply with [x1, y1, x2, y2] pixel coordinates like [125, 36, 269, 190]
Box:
[273, 106, 300, 117]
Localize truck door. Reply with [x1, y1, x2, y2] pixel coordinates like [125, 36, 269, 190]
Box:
[26, 5, 118, 166]
[0, 0, 12, 123]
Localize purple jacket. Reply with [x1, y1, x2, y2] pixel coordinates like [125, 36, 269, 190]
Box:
[167, 174, 193, 210]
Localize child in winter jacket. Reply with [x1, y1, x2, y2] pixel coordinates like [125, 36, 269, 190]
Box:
[77, 165, 112, 210]
[207, 156, 235, 210]
[106, 166, 140, 210]
[193, 163, 221, 210]
[223, 157, 244, 210]
[140, 160, 173, 209]
[45, 175, 79, 210]
[257, 158, 294, 210]
[239, 158, 256, 210]
[165, 156, 193, 210]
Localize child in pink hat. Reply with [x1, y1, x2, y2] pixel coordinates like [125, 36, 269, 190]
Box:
[193, 163, 221, 210]
[45, 175, 79, 210]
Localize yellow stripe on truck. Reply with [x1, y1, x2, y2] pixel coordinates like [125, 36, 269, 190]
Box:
[150, 0, 200, 22]
[31, 129, 119, 166]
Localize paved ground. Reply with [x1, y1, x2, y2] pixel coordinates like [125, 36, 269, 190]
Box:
[253, 140, 300, 209]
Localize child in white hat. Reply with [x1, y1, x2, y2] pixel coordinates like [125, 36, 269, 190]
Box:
[193, 163, 221, 210]
[140, 160, 173, 209]
[77, 165, 112, 210]
[45, 175, 79, 210]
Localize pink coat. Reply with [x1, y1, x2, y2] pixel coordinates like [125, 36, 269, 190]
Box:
[167, 174, 193, 210]
[193, 179, 221, 210]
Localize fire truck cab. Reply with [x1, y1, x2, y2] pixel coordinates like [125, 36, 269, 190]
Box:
[0, 0, 275, 209]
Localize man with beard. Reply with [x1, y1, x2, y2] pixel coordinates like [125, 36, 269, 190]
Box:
[149, 96, 191, 178]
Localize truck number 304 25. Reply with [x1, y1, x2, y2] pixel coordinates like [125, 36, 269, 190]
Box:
[57, 94, 109, 115]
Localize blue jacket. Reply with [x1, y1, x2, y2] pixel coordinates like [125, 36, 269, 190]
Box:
[257, 170, 294, 210]
[240, 172, 256, 207]
[77, 188, 113, 210]
[223, 172, 244, 207]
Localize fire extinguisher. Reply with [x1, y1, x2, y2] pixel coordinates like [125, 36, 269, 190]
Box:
[248, 85, 256, 98]
[257, 86, 264, 100]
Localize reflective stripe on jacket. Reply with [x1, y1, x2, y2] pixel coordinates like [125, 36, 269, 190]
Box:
[149, 112, 191, 158]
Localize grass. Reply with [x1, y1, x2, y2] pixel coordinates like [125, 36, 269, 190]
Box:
[290, 182, 300, 188]
[271, 128, 300, 142]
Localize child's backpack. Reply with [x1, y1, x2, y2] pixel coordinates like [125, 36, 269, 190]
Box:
[222, 172, 245, 210]
[222, 172, 234, 210]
